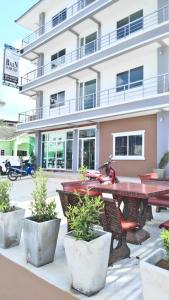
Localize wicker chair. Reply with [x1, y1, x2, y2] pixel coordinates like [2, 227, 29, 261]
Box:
[56, 189, 139, 265]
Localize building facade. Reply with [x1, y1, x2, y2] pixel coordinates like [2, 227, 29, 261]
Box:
[16, 0, 169, 176]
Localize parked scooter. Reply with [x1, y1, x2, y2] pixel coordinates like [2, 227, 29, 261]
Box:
[7, 159, 35, 181]
[85, 155, 119, 184]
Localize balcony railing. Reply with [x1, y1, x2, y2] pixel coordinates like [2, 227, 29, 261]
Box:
[18, 73, 169, 123]
[21, 4, 169, 86]
[22, 0, 97, 47]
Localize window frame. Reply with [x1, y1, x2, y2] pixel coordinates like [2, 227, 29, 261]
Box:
[117, 9, 143, 40]
[112, 130, 145, 160]
[52, 8, 67, 27]
[50, 91, 65, 109]
[116, 66, 143, 92]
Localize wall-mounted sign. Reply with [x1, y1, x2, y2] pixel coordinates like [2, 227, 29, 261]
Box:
[3, 44, 20, 88]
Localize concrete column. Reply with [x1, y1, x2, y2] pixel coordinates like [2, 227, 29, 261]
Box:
[36, 91, 43, 119]
[97, 72, 101, 107]
[37, 53, 44, 77]
[39, 12, 45, 35]
[76, 80, 80, 111]
[95, 124, 100, 170]
[72, 129, 79, 172]
[157, 46, 169, 93]
[35, 131, 42, 168]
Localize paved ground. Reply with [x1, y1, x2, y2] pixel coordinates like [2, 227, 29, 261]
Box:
[9, 172, 79, 203]
[1, 173, 167, 300]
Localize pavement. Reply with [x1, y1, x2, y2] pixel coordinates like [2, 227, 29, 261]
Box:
[0, 173, 168, 300]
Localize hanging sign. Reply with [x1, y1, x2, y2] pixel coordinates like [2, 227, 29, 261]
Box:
[3, 44, 20, 88]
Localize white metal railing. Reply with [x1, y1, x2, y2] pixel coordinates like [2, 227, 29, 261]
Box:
[21, 4, 169, 86]
[22, 0, 97, 47]
[18, 73, 169, 123]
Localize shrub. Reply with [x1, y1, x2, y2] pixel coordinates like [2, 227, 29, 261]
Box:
[0, 180, 13, 213]
[66, 193, 104, 242]
[78, 165, 88, 180]
[159, 152, 169, 169]
[161, 229, 169, 260]
[31, 168, 57, 222]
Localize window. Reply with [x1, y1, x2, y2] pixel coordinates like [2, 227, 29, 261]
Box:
[51, 49, 66, 68]
[116, 66, 143, 92]
[112, 131, 145, 160]
[0, 150, 5, 156]
[52, 8, 67, 27]
[50, 91, 65, 108]
[79, 0, 95, 9]
[17, 150, 27, 157]
[117, 10, 143, 39]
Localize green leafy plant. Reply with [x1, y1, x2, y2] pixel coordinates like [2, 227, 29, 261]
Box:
[78, 165, 88, 180]
[66, 193, 104, 242]
[31, 168, 57, 222]
[0, 180, 14, 213]
[159, 152, 169, 169]
[161, 229, 169, 261]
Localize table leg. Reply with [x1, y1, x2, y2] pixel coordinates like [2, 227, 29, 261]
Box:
[108, 234, 130, 265]
[123, 197, 150, 245]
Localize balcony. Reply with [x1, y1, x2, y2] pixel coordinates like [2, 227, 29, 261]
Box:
[18, 73, 169, 131]
[20, 0, 114, 58]
[20, 4, 169, 91]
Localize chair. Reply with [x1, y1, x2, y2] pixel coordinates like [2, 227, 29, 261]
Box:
[56, 189, 139, 264]
[159, 220, 169, 229]
[101, 197, 139, 265]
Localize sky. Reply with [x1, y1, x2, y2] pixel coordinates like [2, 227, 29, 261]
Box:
[0, 0, 38, 120]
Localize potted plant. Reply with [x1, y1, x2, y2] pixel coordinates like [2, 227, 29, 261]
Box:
[140, 229, 169, 300]
[0, 179, 25, 248]
[153, 151, 169, 178]
[64, 193, 111, 296]
[23, 168, 60, 267]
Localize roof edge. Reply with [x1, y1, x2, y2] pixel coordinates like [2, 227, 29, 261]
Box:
[15, 0, 42, 23]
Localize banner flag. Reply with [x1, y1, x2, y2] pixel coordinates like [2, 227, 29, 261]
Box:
[3, 44, 20, 88]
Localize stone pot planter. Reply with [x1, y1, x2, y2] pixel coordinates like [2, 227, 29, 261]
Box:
[64, 229, 111, 296]
[24, 217, 61, 267]
[0, 208, 25, 249]
[140, 248, 169, 300]
[153, 168, 165, 179]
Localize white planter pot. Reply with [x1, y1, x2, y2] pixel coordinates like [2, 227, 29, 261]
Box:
[140, 248, 169, 300]
[24, 217, 60, 267]
[64, 230, 111, 296]
[153, 168, 165, 179]
[0, 208, 25, 248]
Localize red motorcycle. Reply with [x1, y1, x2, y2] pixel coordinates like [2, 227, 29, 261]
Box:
[85, 155, 119, 184]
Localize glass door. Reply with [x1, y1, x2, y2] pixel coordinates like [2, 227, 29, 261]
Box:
[80, 79, 96, 110]
[56, 141, 65, 169]
[80, 32, 97, 57]
[79, 129, 96, 170]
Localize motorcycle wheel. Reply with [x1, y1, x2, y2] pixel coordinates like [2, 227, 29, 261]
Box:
[30, 169, 36, 178]
[8, 170, 18, 181]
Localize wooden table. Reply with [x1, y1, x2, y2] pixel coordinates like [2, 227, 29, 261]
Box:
[91, 182, 169, 244]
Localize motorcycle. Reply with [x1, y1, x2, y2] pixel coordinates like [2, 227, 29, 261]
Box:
[85, 155, 119, 184]
[7, 159, 35, 181]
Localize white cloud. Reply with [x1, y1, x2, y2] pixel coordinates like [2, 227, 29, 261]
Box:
[0, 43, 36, 121]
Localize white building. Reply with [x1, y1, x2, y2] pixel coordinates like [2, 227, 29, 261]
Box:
[16, 0, 169, 176]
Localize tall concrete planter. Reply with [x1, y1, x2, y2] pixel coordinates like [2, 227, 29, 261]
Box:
[0, 208, 25, 248]
[153, 168, 165, 179]
[64, 230, 111, 296]
[24, 217, 60, 267]
[140, 248, 169, 300]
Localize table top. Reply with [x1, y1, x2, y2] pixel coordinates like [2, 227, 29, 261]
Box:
[91, 182, 169, 199]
